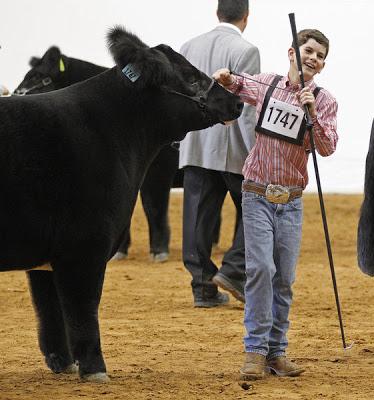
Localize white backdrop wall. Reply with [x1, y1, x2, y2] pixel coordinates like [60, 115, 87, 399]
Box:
[1, 0, 372, 193]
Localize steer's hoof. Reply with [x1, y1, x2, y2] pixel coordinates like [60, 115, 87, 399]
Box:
[63, 362, 79, 374]
[46, 353, 75, 374]
[152, 252, 169, 263]
[110, 251, 128, 261]
[81, 372, 110, 383]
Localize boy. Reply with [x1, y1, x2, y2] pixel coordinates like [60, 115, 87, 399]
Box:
[213, 29, 338, 379]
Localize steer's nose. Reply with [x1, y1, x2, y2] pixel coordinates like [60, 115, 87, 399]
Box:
[13, 88, 25, 96]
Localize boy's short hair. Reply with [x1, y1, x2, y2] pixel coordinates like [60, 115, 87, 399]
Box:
[217, 0, 249, 23]
[294, 29, 330, 58]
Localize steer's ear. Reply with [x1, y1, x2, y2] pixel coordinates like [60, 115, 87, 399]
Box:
[107, 26, 147, 52]
[42, 46, 62, 67]
[120, 47, 174, 89]
[107, 26, 173, 89]
[29, 56, 40, 67]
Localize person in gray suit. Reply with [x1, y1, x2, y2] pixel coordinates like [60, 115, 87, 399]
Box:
[179, 0, 260, 307]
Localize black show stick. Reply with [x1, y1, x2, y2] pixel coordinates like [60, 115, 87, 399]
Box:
[289, 13, 349, 349]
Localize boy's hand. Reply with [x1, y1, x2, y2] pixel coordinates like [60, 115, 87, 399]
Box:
[298, 87, 317, 118]
[212, 68, 234, 87]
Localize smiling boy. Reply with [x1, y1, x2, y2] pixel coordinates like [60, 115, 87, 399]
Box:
[213, 29, 338, 379]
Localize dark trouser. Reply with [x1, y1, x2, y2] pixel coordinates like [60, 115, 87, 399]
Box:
[182, 166, 245, 299]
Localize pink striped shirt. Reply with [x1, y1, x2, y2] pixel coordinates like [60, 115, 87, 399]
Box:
[228, 73, 338, 189]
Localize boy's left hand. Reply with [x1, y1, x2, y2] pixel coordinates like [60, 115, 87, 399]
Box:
[297, 87, 317, 118]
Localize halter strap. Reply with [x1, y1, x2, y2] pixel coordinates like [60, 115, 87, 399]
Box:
[14, 77, 53, 96]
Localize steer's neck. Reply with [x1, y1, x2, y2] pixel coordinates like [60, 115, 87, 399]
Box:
[63, 57, 107, 86]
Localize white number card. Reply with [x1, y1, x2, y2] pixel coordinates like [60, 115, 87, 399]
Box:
[258, 97, 306, 144]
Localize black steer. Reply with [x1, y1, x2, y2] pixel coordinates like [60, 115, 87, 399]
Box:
[0, 27, 243, 382]
[357, 118, 374, 276]
[14, 46, 179, 262]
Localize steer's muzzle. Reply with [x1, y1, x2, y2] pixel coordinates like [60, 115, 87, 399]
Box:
[13, 88, 27, 96]
[221, 100, 243, 125]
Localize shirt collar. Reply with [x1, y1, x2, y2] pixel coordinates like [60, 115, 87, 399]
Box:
[217, 22, 242, 36]
[284, 74, 316, 90]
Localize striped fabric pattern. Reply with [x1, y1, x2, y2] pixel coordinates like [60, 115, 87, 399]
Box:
[228, 73, 338, 189]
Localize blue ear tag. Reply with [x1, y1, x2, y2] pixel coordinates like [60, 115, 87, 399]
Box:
[122, 63, 141, 82]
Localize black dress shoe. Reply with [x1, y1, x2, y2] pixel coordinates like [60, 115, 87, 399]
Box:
[212, 272, 245, 303]
[194, 291, 229, 308]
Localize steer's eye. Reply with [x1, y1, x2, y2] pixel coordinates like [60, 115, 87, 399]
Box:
[188, 82, 200, 94]
[31, 73, 42, 82]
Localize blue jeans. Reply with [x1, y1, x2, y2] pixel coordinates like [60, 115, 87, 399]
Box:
[242, 191, 303, 358]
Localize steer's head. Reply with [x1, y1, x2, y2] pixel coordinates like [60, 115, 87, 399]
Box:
[107, 26, 243, 134]
[13, 46, 65, 95]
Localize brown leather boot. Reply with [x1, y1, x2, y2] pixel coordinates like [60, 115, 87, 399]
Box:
[267, 356, 305, 377]
[240, 353, 267, 380]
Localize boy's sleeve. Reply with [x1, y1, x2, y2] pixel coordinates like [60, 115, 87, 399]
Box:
[305, 91, 338, 156]
[232, 46, 261, 149]
[227, 72, 258, 107]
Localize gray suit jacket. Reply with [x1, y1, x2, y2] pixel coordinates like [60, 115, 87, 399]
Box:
[179, 25, 260, 174]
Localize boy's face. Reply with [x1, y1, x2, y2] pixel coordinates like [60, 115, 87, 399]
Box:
[288, 38, 326, 81]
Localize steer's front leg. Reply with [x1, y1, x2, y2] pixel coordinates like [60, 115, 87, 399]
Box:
[52, 259, 109, 382]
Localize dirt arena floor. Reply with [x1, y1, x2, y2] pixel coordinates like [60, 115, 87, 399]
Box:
[0, 193, 373, 400]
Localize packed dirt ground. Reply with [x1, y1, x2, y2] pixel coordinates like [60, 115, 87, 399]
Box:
[0, 193, 373, 400]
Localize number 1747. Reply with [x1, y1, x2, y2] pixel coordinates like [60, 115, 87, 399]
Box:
[267, 107, 299, 129]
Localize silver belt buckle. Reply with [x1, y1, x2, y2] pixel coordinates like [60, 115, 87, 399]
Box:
[265, 184, 290, 204]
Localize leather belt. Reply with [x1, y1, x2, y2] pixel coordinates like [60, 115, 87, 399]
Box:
[242, 181, 303, 204]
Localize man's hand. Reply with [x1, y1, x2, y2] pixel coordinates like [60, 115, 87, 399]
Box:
[212, 68, 234, 87]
